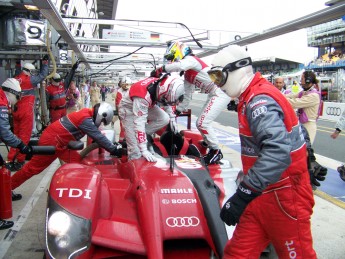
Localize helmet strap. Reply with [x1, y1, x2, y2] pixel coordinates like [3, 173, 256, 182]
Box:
[2, 86, 21, 99]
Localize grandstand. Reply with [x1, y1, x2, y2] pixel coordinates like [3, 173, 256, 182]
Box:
[305, 16, 345, 72]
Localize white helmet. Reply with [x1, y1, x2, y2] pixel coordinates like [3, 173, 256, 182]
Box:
[121, 77, 132, 90]
[2, 78, 22, 105]
[23, 63, 36, 75]
[208, 45, 254, 98]
[157, 74, 185, 105]
[52, 73, 61, 83]
[93, 102, 114, 127]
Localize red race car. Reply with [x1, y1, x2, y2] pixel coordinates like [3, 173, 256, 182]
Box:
[44, 128, 240, 259]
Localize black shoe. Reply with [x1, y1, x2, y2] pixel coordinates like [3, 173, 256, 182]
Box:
[0, 219, 14, 230]
[12, 191, 22, 201]
[337, 165, 345, 182]
[5, 161, 24, 171]
[203, 149, 223, 165]
[14, 162, 25, 171]
[5, 162, 16, 172]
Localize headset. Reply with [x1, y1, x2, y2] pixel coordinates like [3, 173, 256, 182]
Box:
[304, 70, 314, 84]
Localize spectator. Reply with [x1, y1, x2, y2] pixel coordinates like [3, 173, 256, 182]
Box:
[330, 109, 345, 181]
[11, 103, 122, 190]
[0, 78, 33, 229]
[6, 56, 49, 171]
[285, 80, 302, 94]
[117, 74, 184, 162]
[45, 73, 67, 123]
[274, 77, 327, 189]
[81, 81, 90, 108]
[208, 45, 316, 258]
[273, 76, 286, 93]
[152, 41, 231, 165]
[90, 81, 100, 107]
[65, 81, 81, 114]
[285, 71, 321, 144]
[100, 84, 107, 102]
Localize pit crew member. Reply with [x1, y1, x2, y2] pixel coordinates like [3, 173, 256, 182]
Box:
[208, 45, 316, 258]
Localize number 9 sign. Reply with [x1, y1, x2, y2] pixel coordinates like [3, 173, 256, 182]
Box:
[24, 19, 46, 45]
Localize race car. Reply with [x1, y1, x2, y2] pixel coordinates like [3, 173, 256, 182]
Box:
[44, 129, 240, 259]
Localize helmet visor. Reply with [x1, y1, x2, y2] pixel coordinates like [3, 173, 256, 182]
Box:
[208, 57, 252, 87]
[164, 50, 176, 62]
[23, 67, 38, 76]
[208, 67, 227, 87]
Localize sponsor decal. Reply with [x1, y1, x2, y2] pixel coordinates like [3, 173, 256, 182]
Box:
[162, 199, 197, 204]
[55, 188, 92, 199]
[252, 106, 267, 119]
[326, 107, 341, 116]
[136, 131, 146, 143]
[175, 156, 202, 169]
[160, 188, 193, 194]
[249, 99, 267, 109]
[166, 216, 200, 227]
[242, 145, 255, 154]
[285, 240, 297, 258]
[239, 184, 252, 195]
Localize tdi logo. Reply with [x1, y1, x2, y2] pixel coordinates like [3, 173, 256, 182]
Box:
[56, 188, 92, 199]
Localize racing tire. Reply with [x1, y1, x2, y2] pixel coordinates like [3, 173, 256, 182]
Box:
[80, 142, 100, 158]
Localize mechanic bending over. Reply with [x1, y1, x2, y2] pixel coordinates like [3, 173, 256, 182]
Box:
[151, 41, 231, 165]
[11, 102, 122, 191]
[208, 45, 317, 258]
[0, 78, 33, 230]
[117, 73, 185, 162]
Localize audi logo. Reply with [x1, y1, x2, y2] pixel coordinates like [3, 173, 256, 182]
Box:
[166, 216, 200, 227]
[252, 106, 267, 119]
[326, 107, 341, 116]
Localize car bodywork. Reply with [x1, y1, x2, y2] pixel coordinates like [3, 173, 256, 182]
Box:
[44, 129, 239, 259]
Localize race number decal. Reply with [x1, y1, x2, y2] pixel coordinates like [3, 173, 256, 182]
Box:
[175, 156, 202, 169]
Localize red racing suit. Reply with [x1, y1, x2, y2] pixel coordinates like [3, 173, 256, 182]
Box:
[46, 82, 67, 122]
[0, 89, 22, 150]
[117, 77, 172, 160]
[7, 65, 48, 163]
[11, 108, 119, 189]
[164, 56, 230, 149]
[224, 73, 316, 258]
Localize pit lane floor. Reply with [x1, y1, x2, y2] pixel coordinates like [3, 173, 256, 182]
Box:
[0, 109, 344, 258]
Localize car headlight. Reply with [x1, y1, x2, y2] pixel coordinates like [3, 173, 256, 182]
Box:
[45, 196, 91, 259]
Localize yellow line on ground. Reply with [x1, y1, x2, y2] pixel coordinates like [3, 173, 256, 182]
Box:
[314, 189, 345, 209]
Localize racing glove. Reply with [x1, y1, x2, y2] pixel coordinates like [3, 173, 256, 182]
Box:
[142, 150, 157, 162]
[17, 142, 33, 160]
[150, 66, 165, 78]
[42, 54, 49, 65]
[175, 109, 182, 116]
[110, 143, 122, 157]
[220, 182, 261, 226]
[169, 116, 178, 134]
[307, 148, 327, 188]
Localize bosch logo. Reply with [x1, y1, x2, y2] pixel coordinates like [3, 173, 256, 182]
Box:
[326, 107, 341, 116]
[166, 216, 200, 227]
[162, 199, 170, 204]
